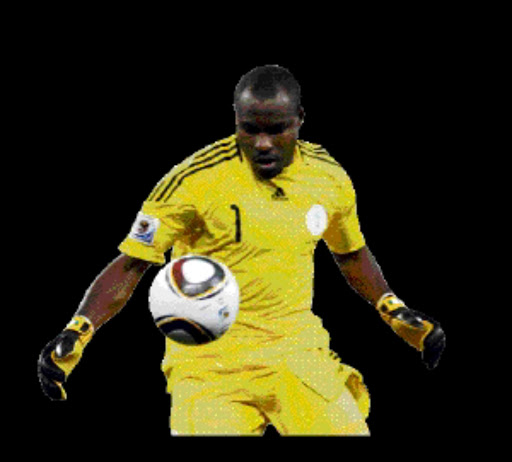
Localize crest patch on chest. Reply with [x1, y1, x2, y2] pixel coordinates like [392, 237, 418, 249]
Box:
[306, 204, 328, 236]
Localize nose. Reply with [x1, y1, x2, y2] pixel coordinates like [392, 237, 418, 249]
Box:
[254, 133, 273, 152]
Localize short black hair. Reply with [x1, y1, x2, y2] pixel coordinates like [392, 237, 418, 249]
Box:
[234, 65, 302, 114]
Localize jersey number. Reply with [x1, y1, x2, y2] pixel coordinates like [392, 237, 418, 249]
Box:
[230, 204, 242, 242]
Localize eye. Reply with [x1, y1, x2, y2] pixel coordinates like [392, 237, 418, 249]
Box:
[241, 123, 260, 135]
[266, 123, 288, 135]
[240, 121, 291, 136]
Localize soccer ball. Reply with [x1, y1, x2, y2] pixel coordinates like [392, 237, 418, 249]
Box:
[148, 255, 240, 345]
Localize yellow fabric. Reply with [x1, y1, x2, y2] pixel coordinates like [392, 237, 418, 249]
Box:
[118, 134, 366, 371]
[168, 348, 370, 435]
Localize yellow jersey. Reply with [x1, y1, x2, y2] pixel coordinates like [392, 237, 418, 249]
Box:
[119, 134, 366, 370]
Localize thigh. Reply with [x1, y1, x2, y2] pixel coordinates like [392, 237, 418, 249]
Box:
[270, 369, 369, 436]
[169, 375, 268, 436]
[271, 350, 371, 435]
[321, 386, 371, 435]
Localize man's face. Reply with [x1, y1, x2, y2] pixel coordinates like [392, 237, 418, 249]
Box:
[236, 89, 303, 180]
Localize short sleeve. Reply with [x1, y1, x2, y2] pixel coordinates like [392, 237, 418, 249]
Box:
[119, 181, 198, 265]
[322, 168, 366, 255]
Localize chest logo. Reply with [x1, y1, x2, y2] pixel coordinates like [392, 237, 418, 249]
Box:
[306, 205, 328, 236]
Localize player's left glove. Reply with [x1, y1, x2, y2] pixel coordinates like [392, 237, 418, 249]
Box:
[376, 294, 446, 370]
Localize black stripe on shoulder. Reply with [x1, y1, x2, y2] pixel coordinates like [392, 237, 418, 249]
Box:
[303, 152, 341, 168]
[153, 141, 237, 202]
[299, 142, 342, 168]
[312, 147, 330, 156]
[194, 137, 237, 160]
[161, 147, 241, 202]
[148, 172, 177, 202]
[299, 141, 327, 154]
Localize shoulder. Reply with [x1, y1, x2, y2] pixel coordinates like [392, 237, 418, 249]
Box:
[150, 135, 240, 202]
[178, 134, 240, 178]
[298, 139, 353, 189]
[186, 134, 241, 187]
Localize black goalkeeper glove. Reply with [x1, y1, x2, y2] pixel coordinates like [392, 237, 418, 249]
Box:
[38, 316, 94, 400]
[376, 294, 446, 370]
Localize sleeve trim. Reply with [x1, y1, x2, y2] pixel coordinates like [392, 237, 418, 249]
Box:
[118, 240, 166, 265]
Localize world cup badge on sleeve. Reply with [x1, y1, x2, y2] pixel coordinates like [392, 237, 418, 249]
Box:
[129, 212, 160, 245]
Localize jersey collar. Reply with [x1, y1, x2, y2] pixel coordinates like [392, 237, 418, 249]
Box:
[238, 140, 304, 183]
[278, 143, 303, 180]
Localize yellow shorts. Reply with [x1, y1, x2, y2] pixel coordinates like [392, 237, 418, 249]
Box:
[166, 348, 370, 436]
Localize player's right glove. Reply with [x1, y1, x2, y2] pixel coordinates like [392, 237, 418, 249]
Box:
[38, 316, 94, 400]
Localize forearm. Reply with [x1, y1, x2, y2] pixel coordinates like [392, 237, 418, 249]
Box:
[332, 246, 391, 306]
[333, 246, 446, 368]
[76, 254, 151, 329]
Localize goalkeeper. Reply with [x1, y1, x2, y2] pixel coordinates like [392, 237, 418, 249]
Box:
[38, 65, 445, 435]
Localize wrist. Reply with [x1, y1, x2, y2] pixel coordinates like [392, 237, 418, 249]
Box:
[375, 293, 406, 313]
[65, 315, 95, 346]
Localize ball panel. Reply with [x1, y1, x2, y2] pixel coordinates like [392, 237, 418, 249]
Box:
[182, 259, 215, 283]
[155, 316, 216, 345]
[171, 258, 186, 291]
[170, 255, 226, 299]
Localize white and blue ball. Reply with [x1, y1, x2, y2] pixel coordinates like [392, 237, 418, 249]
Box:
[148, 255, 239, 345]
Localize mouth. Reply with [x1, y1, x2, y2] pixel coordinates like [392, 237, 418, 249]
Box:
[253, 155, 280, 170]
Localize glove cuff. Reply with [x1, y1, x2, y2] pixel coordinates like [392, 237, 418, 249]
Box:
[375, 293, 434, 352]
[375, 293, 406, 317]
[65, 316, 95, 347]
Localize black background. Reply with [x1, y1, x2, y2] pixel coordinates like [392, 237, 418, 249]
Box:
[13, 12, 473, 446]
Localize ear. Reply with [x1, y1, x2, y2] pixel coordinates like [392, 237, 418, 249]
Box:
[298, 106, 305, 124]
